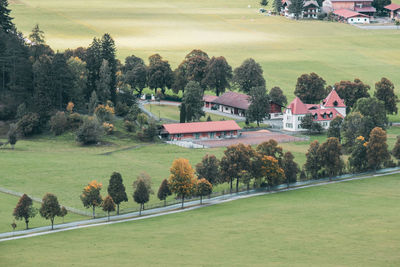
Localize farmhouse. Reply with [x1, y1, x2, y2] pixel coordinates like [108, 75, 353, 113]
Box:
[283, 89, 346, 131]
[205, 91, 284, 119]
[160, 120, 241, 141]
[333, 9, 371, 23]
[282, 0, 321, 19]
[330, 0, 376, 15]
[385, 3, 400, 20]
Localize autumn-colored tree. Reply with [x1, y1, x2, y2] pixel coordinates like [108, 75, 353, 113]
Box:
[59, 206, 68, 223]
[375, 77, 398, 115]
[13, 194, 37, 229]
[260, 156, 285, 190]
[80, 180, 103, 218]
[39, 193, 61, 230]
[304, 141, 322, 179]
[240, 170, 253, 191]
[157, 179, 172, 206]
[317, 137, 344, 180]
[133, 179, 149, 215]
[195, 154, 221, 185]
[256, 139, 283, 165]
[133, 172, 154, 195]
[341, 112, 366, 149]
[102, 195, 116, 221]
[367, 127, 390, 171]
[220, 144, 254, 193]
[348, 136, 369, 173]
[107, 172, 128, 215]
[282, 152, 299, 188]
[196, 178, 213, 205]
[392, 136, 400, 160]
[168, 158, 197, 208]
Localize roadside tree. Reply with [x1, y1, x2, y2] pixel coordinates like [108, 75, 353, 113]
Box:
[80, 180, 103, 218]
[102, 195, 116, 220]
[168, 158, 197, 208]
[107, 172, 128, 215]
[157, 179, 172, 206]
[367, 127, 390, 171]
[39, 193, 61, 230]
[13, 194, 37, 229]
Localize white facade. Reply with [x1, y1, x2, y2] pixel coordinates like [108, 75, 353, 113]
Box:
[283, 109, 306, 131]
[347, 16, 370, 23]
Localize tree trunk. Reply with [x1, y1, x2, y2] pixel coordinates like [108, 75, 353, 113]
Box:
[108, 211, 110, 221]
[139, 203, 142, 216]
[200, 195, 203, 205]
[51, 218, 54, 230]
[25, 219, 29, 230]
[164, 199, 166, 207]
[117, 204, 120, 215]
[236, 178, 239, 193]
[181, 195, 185, 208]
[247, 183, 249, 192]
[92, 206, 95, 219]
[230, 179, 233, 193]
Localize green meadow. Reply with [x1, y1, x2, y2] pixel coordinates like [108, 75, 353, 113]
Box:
[9, 0, 400, 100]
[1, 174, 400, 266]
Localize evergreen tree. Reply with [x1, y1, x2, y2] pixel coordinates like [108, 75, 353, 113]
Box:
[101, 33, 117, 103]
[260, 0, 269, 6]
[392, 136, 400, 161]
[133, 179, 149, 215]
[107, 172, 128, 215]
[233, 58, 266, 94]
[0, 0, 13, 32]
[88, 91, 99, 115]
[246, 86, 270, 126]
[67, 57, 88, 110]
[374, 77, 397, 115]
[273, 0, 283, 13]
[179, 102, 186, 123]
[52, 53, 74, 110]
[288, 0, 305, 19]
[86, 38, 103, 100]
[96, 59, 112, 103]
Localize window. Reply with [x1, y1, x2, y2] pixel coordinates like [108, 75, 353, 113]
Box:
[195, 133, 200, 139]
[323, 122, 328, 127]
[286, 123, 293, 128]
[298, 116, 303, 121]
[329, 112, 333, 118]
[314, 114, 318, 120]
[209, 132, 215, 139]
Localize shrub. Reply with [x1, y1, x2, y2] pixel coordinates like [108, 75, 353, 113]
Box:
[76, 117, 104, 145]
[50, 111, 68, 136]
[0, 105, 15, 120]
[115, 102, 129, 117]
[7, 123, 18, 149]
[17, 112, 41, 136]
[124, 105, 141, 122]
[67, 113, 83, 129]
[124, 120, 136, 132]
[16, 103, 28, 119]
[102, 122, 114, 135]
[66, 102, 74, 114]
[138, 120, 158, 141]
[94, 104, 114, 122]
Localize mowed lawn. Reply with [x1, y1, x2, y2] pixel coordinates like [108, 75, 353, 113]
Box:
[9, 0, 400, 99]
[1, 174, 400, 266]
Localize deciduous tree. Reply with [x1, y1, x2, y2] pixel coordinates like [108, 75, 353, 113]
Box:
[317, 137, 344, 180]
[282, 151, 299, 188]
[327, 116, 343, 142]
[294, 73, 327, 104]
[123, 55, 147, 96]
[196, 178, 213, 205]
[246, 86, 270, 126]
[13, 194, 36, 229]
[157, 179, 172, 206]
[202, 56, 232, 96]
[148, 54, 173, 95]
[334, 79, 370, 111]
[260, 155, 285, 190]
[133, 179, 149, 215]
[392, 136, 400, 160]
[107, 172, 128, 215]
[367, 127, 390, 171]
[304, 140, 321, 179]
[179, 81, 205, 122]
[348, 136, 369, 173]
[39, 193, 61, 230]
[195, 154, 221, 185]
[256, 139, 283, 165]
[168, 158, 197, 208]
[59, 206, 67, 223]
[269, 86, 287, 106]
[374, 77, 397, 115]
[102, 195, 116, 220]
[80, 180, 103, 218]
[7, 123, 17, 149]
[353, 97, 387, 130]
[233, 58, 266, 94]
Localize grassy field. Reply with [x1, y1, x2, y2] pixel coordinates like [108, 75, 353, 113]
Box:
[1, 174, 400, 266]
[9, 0, 400, 100]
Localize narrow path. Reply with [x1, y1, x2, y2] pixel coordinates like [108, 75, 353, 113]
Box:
[1, 168, 399, 242]
[98, 143, 152, 156]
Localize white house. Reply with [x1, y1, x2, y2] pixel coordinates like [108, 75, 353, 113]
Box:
[333, 9, 371, 24]
[283, 89, 346, 131]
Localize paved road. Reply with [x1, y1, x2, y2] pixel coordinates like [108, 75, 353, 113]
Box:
[353, 25, 400, 30]
[2, 167, 399, 242]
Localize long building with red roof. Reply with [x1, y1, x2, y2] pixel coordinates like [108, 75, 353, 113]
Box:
[283, 89, 346, 131]
[385, 3, 400, 19]
[161, 120, 241, 141]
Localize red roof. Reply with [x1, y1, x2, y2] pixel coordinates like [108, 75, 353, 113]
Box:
[203, 95, 218, 103]
[212, 91, 250, 110]
[287, 97, 309, 115]
[322, 89, 346, 108]
[311, 108, 342, 121]
[385, 3, 400, 11]
[162, 120, 241, 135]
[355, 6, 376, 12]
[333, 9, 369, 18]
[331, 0, 372, 2]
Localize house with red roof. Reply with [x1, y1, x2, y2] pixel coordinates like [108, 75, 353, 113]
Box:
[385, 3, 400, 20]
[333, 9, 371, 23]
[203, 95, 218, 108]
[160, 120, 241, 141]
[283, 89, 346, 131]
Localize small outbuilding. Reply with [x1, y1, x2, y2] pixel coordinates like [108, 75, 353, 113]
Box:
[385, 3, 400, 19]
[161, 120, 241, 141]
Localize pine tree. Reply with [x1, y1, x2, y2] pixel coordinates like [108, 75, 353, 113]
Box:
[288, 0, 305, 20]
[107, 172, 128, 215]
[0, 0, 14, 32]
[101, 33, 117, 103]
[273, 0, 283, 13]
[96, 59, 112, 103]
[88, 91, 99, 115]
[86, 38, 102, 99]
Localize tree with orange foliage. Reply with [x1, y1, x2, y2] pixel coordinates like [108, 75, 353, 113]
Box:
[260, 156, 285, 190]
[168, 158, 197, 208]
[102, 195, 116, 221]
[196, 178, 212, 205]
[80, 180, 103, 218]
[367, 127, 390, 171]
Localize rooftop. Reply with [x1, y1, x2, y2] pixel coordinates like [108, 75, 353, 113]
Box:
[322, 89, 346, 108]
[212, 91, 250, 110]
[385, 3, 400, 11]
[287, 97, 309, 115]
[162, 120, 241, 135]
[333, 9, 369, 18]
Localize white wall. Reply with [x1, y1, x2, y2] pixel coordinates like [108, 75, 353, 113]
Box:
[347, 17, 370, 24]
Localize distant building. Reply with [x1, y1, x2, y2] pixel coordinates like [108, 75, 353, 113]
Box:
[203, 95, 218, 108]
[160, 120, 241, 141]
[333, 9, 371, 23]
[283, 89, 346, 131]
[330, 0, 376, 16]
[385, 3, 400, 20]
[282, 0, 321, 19]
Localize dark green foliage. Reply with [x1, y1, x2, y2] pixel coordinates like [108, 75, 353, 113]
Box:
[100, 33, 117, 103]
[124, 103, 141, 122]
[0, 0, 13, 32]
[17, 112, 41, 136]
[304, 140, 321, 179]
[317, 137, 344, 180]
[66, 57, 87, 110]
[148, 54, 173, 94]
[334, 79, 370, 111]
[184, 49, 209, 90]
[294, 73, 327, 104]
[195, 154, 221, 185]
[96, 59, 112, 103]
[123, 55, 147, 96]
[206, 115, 212, 121]
[102, 195, 116, 221]
[7, 123, 17, 149]
[246, 86, 270, 126]
[300, 114, 322, 134]
[40, 193, 61, 230]
[288, 0, 305, 19]
[115, 102, 129, 117]
[353, 97, 387, 130]
[64, 47, 87, 62]
[138, 119, 158, 141]
[269, 86, 287, 106]
[367, 127, 390, 171]
[86, 38, 103, 99]
[260, 0, 269, 6]
[76, 117, 104, 145]
[133, 179, 150, 215]
[299, 169, 307, 181]
[372, 0, 391, 14]
[202, 56, 232, 96]
[282, 151, 299, 186]
[50, 111, 68, 136]
[392, 136, 400, 160]
[157, 179, 172, 206]
[52, 52, 74, 110]
[59, 206, 67, 223]
[348, 136, 369, 173]
[374, 77, 397, 115]
[88, 91, 99, 115]
[13, 194, 36, 229]
[180, 81, 205, 122]
[16, 103, 28, 120]
[327, 116, 343, 142]
[233, 58, 266, 94]
[107, 172, 128, 215]
[29, 24, 45, 45]
[341, 112, 365, 148]
[273, 0, 283, 12]
[179, 103, 186, 123]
